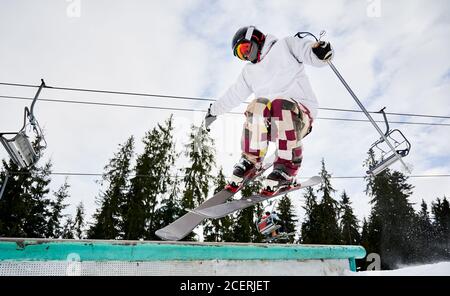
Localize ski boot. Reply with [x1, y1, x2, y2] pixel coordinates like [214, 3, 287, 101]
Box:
[226, 157, 257, 193]
[261, 168, 296, 196]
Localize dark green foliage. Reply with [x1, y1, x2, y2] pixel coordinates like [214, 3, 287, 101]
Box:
[73, 202, 86, 239]
[181, 125, 215, 209]
[360, 218, 369, 250]
[276, 195, 297, 243]
[153, 175, 183, 236]
[61, 202, 85, 240]
[123, 116, 177, 240]
[412, 200, 439, 262]
[339, 191, 360, 245]
[203, 168, 234, 242]
[88, 137, 134, 239]
[180, 124, 215, 241]
[301, 160, 341, 244]
[46, 180, 70, 238]
[232, 179, 263, 243]
[364, 168, 416, 269]
[0, 157, 52, 238]
[300, 187, 319, 243]
[61, 216, 75, 239]
[431, 197, 450, 259]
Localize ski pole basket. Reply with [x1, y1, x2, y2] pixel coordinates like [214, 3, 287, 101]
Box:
[0, 79, 47, 169]
[368, 108, 411, 175]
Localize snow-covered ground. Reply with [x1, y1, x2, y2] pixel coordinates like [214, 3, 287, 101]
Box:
[349, 262, 450, 276]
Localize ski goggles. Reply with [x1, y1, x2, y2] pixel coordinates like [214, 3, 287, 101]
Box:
[234, 41, 252, 61]
[234, 40, 259, 62]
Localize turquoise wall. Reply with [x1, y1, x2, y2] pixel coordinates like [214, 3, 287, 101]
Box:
[0, 239, 365, 267]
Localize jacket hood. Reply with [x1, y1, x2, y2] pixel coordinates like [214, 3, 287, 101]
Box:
[259, 34, 278, 60]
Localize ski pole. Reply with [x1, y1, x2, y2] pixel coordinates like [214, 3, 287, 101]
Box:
[0, 171, 9, 200]
[327, 60, 411, 174]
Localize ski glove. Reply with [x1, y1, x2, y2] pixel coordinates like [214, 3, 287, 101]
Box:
[204, 104, 217, 131]
[312, 41, 333, 61]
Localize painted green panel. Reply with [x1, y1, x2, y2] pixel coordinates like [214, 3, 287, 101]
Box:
[0, 239, 366, 262]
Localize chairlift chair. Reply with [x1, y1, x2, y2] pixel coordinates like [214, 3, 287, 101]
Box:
[326, 60, 412, 176]
[256, 199, 282, 237]
[257, 216, 281, 236]
[367, 108, 411, 175]
[0, 79, 47, 169]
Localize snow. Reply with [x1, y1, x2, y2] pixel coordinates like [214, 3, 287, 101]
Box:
[348, 262, 450, 276]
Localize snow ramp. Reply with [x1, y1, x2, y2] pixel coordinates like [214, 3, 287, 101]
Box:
[0, 238, 366, 276]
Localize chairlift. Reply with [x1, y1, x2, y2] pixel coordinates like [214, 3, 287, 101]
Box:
[256, 199, 289, 243]
[0, 79, 47, 169]
[257, 216, 281, 236]
[367, 108, 411, 175]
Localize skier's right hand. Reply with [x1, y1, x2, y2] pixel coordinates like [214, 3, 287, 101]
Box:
[204, 104, 217, 131]
[312, 41, 333, 61]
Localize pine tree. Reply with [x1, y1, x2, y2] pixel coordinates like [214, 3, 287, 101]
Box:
[88, 137, 134, 239]
[232, 179, 262, 243]
[301, 160, 341, 244]
[300, 187, 319, 243]
[153, 175, 183, 237]
[0, 160, 30, 237]
[46, 180, 70, 238]
[431, 197, 450, 260]
[316, 160, 341, 244]
[203, 168, 234, 242]
[0, 156, 52, 238]
[358, 217, 373, 271]
[339, 191, 360, 245]
[61, 216, 75, 239]
[24, 162, 53, 238]
[364, 167, 416, 269]
[124, 116, 177, 240]
[180, 124, 215, 241]
[73, 202, 85, 239]
[415, 200, 437, 262]
[360, 218, 369, 250]
[276, 195, 297, 243]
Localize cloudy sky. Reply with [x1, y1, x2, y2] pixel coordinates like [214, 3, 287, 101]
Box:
[1, 0, 449, 229]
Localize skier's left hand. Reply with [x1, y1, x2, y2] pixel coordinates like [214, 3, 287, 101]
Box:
[312, 41, 333, 61]
[204, 104, 217, 131]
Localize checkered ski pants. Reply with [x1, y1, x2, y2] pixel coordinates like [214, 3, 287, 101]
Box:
[241, 97, 313, 176]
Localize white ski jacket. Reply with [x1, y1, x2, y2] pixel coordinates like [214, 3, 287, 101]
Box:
[210, 34, 330, 119]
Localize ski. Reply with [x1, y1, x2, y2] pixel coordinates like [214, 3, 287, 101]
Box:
[155, 159, 274, 241]
[192, 176, 322, 219]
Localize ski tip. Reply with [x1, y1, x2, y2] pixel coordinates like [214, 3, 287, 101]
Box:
[155, 229, 182, 241]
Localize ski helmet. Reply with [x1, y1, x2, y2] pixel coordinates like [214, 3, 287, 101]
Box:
[232, 26, 265, 63]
